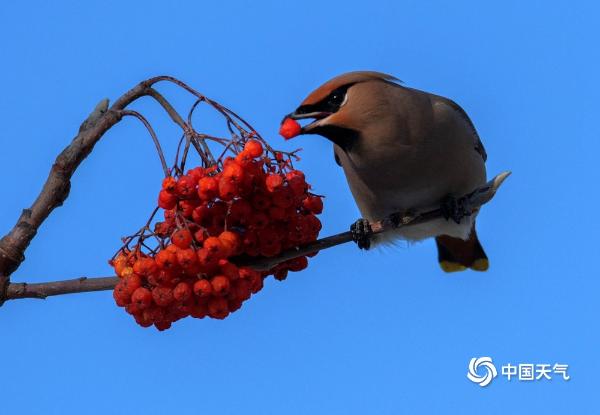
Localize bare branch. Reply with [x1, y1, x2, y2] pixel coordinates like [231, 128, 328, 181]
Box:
[6, 277, 119, 300]
[0, 78, 167, 305]
[2, 172, 510, 301]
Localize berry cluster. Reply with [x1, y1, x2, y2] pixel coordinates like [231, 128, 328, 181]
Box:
[111, 139, 323, 330]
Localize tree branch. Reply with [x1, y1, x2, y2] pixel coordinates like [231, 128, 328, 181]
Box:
[2, 172, 510, 301]
[6, 277, 119, 300]
[0, 77, 169, 305]
[0, 75, 511, 305]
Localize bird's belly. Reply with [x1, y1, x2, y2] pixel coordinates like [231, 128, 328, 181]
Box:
[351, 167, 484, 244]
[384, 216, 474, 242]
[338, 132, 486, 244]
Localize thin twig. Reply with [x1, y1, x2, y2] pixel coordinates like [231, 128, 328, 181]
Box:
[145, 88, 188, 130]
[120, 109, 170, 177]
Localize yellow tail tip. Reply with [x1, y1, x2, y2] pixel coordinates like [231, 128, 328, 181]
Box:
[470, 258, 489, 272]
[439, 261, 467, 273]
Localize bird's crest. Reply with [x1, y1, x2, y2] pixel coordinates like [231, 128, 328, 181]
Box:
[300, 71, 400, 106]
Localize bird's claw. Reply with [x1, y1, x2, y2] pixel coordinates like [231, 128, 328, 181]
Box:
[351, 218, 372, 250]
[440, 195, 472, 224]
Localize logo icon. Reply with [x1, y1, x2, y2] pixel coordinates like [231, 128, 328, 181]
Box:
[467, 357, 497, 387]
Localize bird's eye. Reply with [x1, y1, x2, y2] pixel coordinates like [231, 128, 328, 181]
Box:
[316, 85, 351, 113]
[328, 92, 345, 107]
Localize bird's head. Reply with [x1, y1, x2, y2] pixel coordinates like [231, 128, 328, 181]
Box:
[283, 71, 399, 147]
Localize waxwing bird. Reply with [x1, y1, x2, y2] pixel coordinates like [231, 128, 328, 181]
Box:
[284, 71, 489, 272]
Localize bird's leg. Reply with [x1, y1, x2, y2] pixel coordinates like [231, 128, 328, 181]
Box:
[351, 218, 372, 250]
[440, 195, 473, 224]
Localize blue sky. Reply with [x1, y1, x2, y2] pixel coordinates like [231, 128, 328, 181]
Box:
[0, 1, 598, 413]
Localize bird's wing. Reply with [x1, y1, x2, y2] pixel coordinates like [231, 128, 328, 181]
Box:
[435, 97, 487, 162]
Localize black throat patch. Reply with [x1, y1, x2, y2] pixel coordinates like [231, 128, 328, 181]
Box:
[311, 125, 359, 153]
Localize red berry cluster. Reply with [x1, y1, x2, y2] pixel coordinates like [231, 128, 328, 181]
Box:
[110, 139, 323, 330]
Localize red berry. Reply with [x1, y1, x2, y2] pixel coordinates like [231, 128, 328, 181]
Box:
[265, 174, 284, 192]
[208, 297, 230, 319]
[172, 228, 193, 248]
[218, 259, 239, 280]
[190, 301, 208, 319]
[198, 177, 218, 201]
[122, 274, 142, 294]
[228, 299, 243, 312]
[173, 282, 192, 302]
[155, 248, 178, 270]
[187, 167, 206, 182]
[176, 175, 197, 198]
[222, 162, 245, 183]
[178, 199, 198, 218]
[193, 279, 213, 298]
[176, 248, 198, 270]
[302, 196, 323, 214]
[244, 140, 263, 158]
[131, 287, 152, 310]
[211, 275, 230, 296]
[113, 282, 131, 307]
[162, 176, 177, 192]
[196, 248, 219, 274]
[203, 237, 227, 259]
[274, 268, 288, 281]
[279, 118, 302, 140]
[152, 287, 174, 307]
[155, 321, 172, 331]
[218, 231, 241, 257]
[133, 257, 158, 277]
[231, 278, 252, 301]
[158, 189, 177, 210]
[286, 171, 307, 196]
[288, 256, 308, 272]
[235, 150, 254, 166]
[218, 177, 238, 201]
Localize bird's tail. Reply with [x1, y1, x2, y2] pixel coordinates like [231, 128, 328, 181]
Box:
[435, 227, 488, 272]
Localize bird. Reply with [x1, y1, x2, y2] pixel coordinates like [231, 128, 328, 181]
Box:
[283, 71, 489, 272]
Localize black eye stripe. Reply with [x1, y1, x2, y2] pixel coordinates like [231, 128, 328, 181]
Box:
[295, 83, 354, 115]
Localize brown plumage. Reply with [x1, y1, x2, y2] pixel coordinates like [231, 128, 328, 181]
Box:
[286, 71, 489, 272]
[299, 71, 399, 106]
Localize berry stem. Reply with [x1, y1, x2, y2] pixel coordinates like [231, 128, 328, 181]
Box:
[120, 110, 170, 177]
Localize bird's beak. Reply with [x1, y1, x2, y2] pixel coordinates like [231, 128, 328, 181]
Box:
[286, 110, 332, 133]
